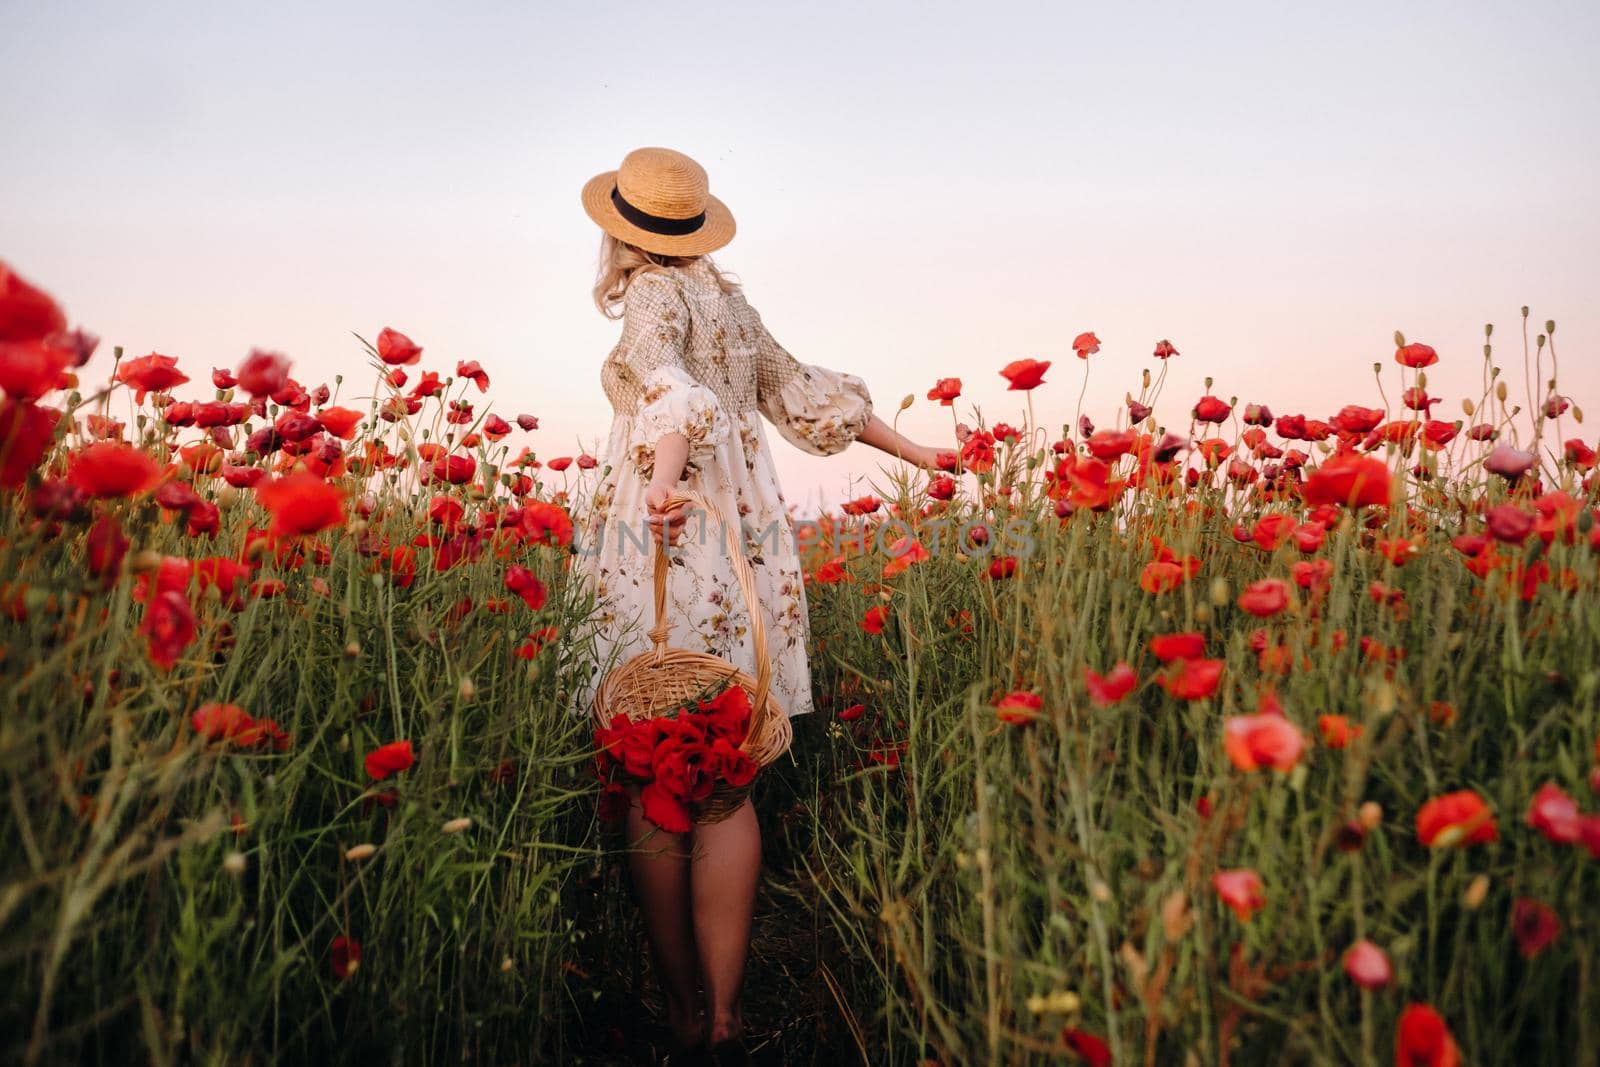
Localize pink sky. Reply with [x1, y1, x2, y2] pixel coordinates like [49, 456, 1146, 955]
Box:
[4, 3, 1596, 508]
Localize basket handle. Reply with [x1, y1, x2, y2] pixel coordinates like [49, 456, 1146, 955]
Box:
[647, 489, 773, 721]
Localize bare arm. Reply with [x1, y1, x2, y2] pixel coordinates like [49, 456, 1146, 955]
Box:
[856, 414, 944, 470]
[644, 432, 690, 544]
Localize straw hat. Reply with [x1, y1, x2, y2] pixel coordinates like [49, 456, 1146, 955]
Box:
[582, 147, 736, 257]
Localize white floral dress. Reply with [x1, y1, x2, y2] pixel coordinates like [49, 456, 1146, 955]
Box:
[572, 259, 873, 720]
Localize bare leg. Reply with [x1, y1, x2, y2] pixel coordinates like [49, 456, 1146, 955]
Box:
[623, 791, 705, 1048]
[689, 798, 761, 1045]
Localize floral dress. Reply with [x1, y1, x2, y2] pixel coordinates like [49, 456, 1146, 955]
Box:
[572, 259, 873, 720]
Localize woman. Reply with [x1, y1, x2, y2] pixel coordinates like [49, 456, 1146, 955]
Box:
[575, 147, 942, 1058]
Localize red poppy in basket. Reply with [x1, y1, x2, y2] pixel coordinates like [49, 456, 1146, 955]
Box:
[594, 685, 759, 832]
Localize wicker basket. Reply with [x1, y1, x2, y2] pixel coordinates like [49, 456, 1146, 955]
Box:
[591, 489, 793, 823]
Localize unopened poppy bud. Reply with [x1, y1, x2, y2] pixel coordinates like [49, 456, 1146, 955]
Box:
[223, 850, 247, 875]
[1462, 873, 1490, 910]
[442, 817, 472, 834]
[1461, 398, 1475, 417]
[1209, 577, 1230, 606]
[1394, 330, 1406, 348]
[344, 641, 361, 658]
[1358, 801, 1383, 830]
[1416, 371, 1427, 389]
[500, 957, 514, 972]
[899, 393, 915, 411]
[129, 549, 163, 574]
[1194, 603, 1211, 624]
[345, 843, 377, 861]
[1572, 404, 1584, 424]
[1496, 381, 1508, 402]
[1142, 368, 1151, 388]
[457, 677, 476, 702]
[1090, 879, 1111, 903]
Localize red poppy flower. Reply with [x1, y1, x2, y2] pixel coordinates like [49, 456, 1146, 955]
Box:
[1342, 939, 1392, 989]
[365, 739, 415, 780]
[456, 359, 489, 392]
[1061, 1028, 1112, 1066]
[1152, 339, 1178, 360]
[1511, 898, 1561, 958]
[235, 349, 291, 397]
[1484, 504, 1534, 545]
[86, 515, 130, 589]
[1212, 868, 1265, 922]
[1237, 578, 1291, 617]
[504, 565, 547, 610]
[316, 406, 363, 440]
[1302, 453, 1392, 509]
[860, 604, 889, 634]
[1000, 358, 1051, 390]
[256, 473, 346, 538]
[994, 690, 1042, 726]
[986, 555, 1017, 580]
[838, 702, 865, 721]
[1224, 711, 1305, 771]
[0, 261, 67, 344]
[927, 474, 956, 501]
[1317, 714, 1361, 750]
[1332, 405, 1385, 434]
[140, 589, 196, 671]
[1085, 662, 1137, 706]
[1395, 342, 1439, 368]
[516, 501, 575, 548]
[1071, 332, 1100, 359]
[1149, 632, 1205, 662]
[1415, 789, 1497, 848]
[331, 935, 362, 979]
[1525, 781, 1581, 844]
[0, 399, 59, 487]
[1193, 395, 1232, 423]
[376, 327, 422, 366]
[66, 442, 163, 498]
[926, 377, 962, 405]
[114, 353, 190, 401]
[516, 413, 539, 431]
[1158, 658, 1224, 700]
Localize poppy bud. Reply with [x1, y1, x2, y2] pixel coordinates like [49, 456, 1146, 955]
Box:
[1358, 801, 1383, 830]
[223, 851, 247, 875]
[899, 394, 915, 411]
[501, 957, 515, 972]
[1461, 398, 1475, 416]
[1209, 577, 1229, 606]
[345, 843, 377, 861]
[344, 641, 361, 658]
[1496, 381, 1508, 402]
[1462, 873, 1490, 910]
[129, 549, 164, 574]
[1394, 330, 1406, 348]
[458, 677, 476, 702]
[442, 817, 472, 834]
[1089, 880, 1110, 903]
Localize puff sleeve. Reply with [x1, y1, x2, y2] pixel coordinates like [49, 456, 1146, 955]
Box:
[615, 271, 730, 480]
[748, 303, 874, 457]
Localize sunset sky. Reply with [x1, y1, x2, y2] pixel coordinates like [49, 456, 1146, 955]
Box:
[4, 1, 1597, 508]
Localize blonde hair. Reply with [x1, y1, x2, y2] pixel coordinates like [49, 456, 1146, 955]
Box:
[592, 233, 740, 319]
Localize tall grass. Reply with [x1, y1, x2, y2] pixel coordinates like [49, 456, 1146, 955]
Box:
[3, 282, 1598, 1064]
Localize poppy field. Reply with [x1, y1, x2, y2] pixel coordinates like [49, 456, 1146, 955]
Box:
[3, 258, 1599, 1065]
